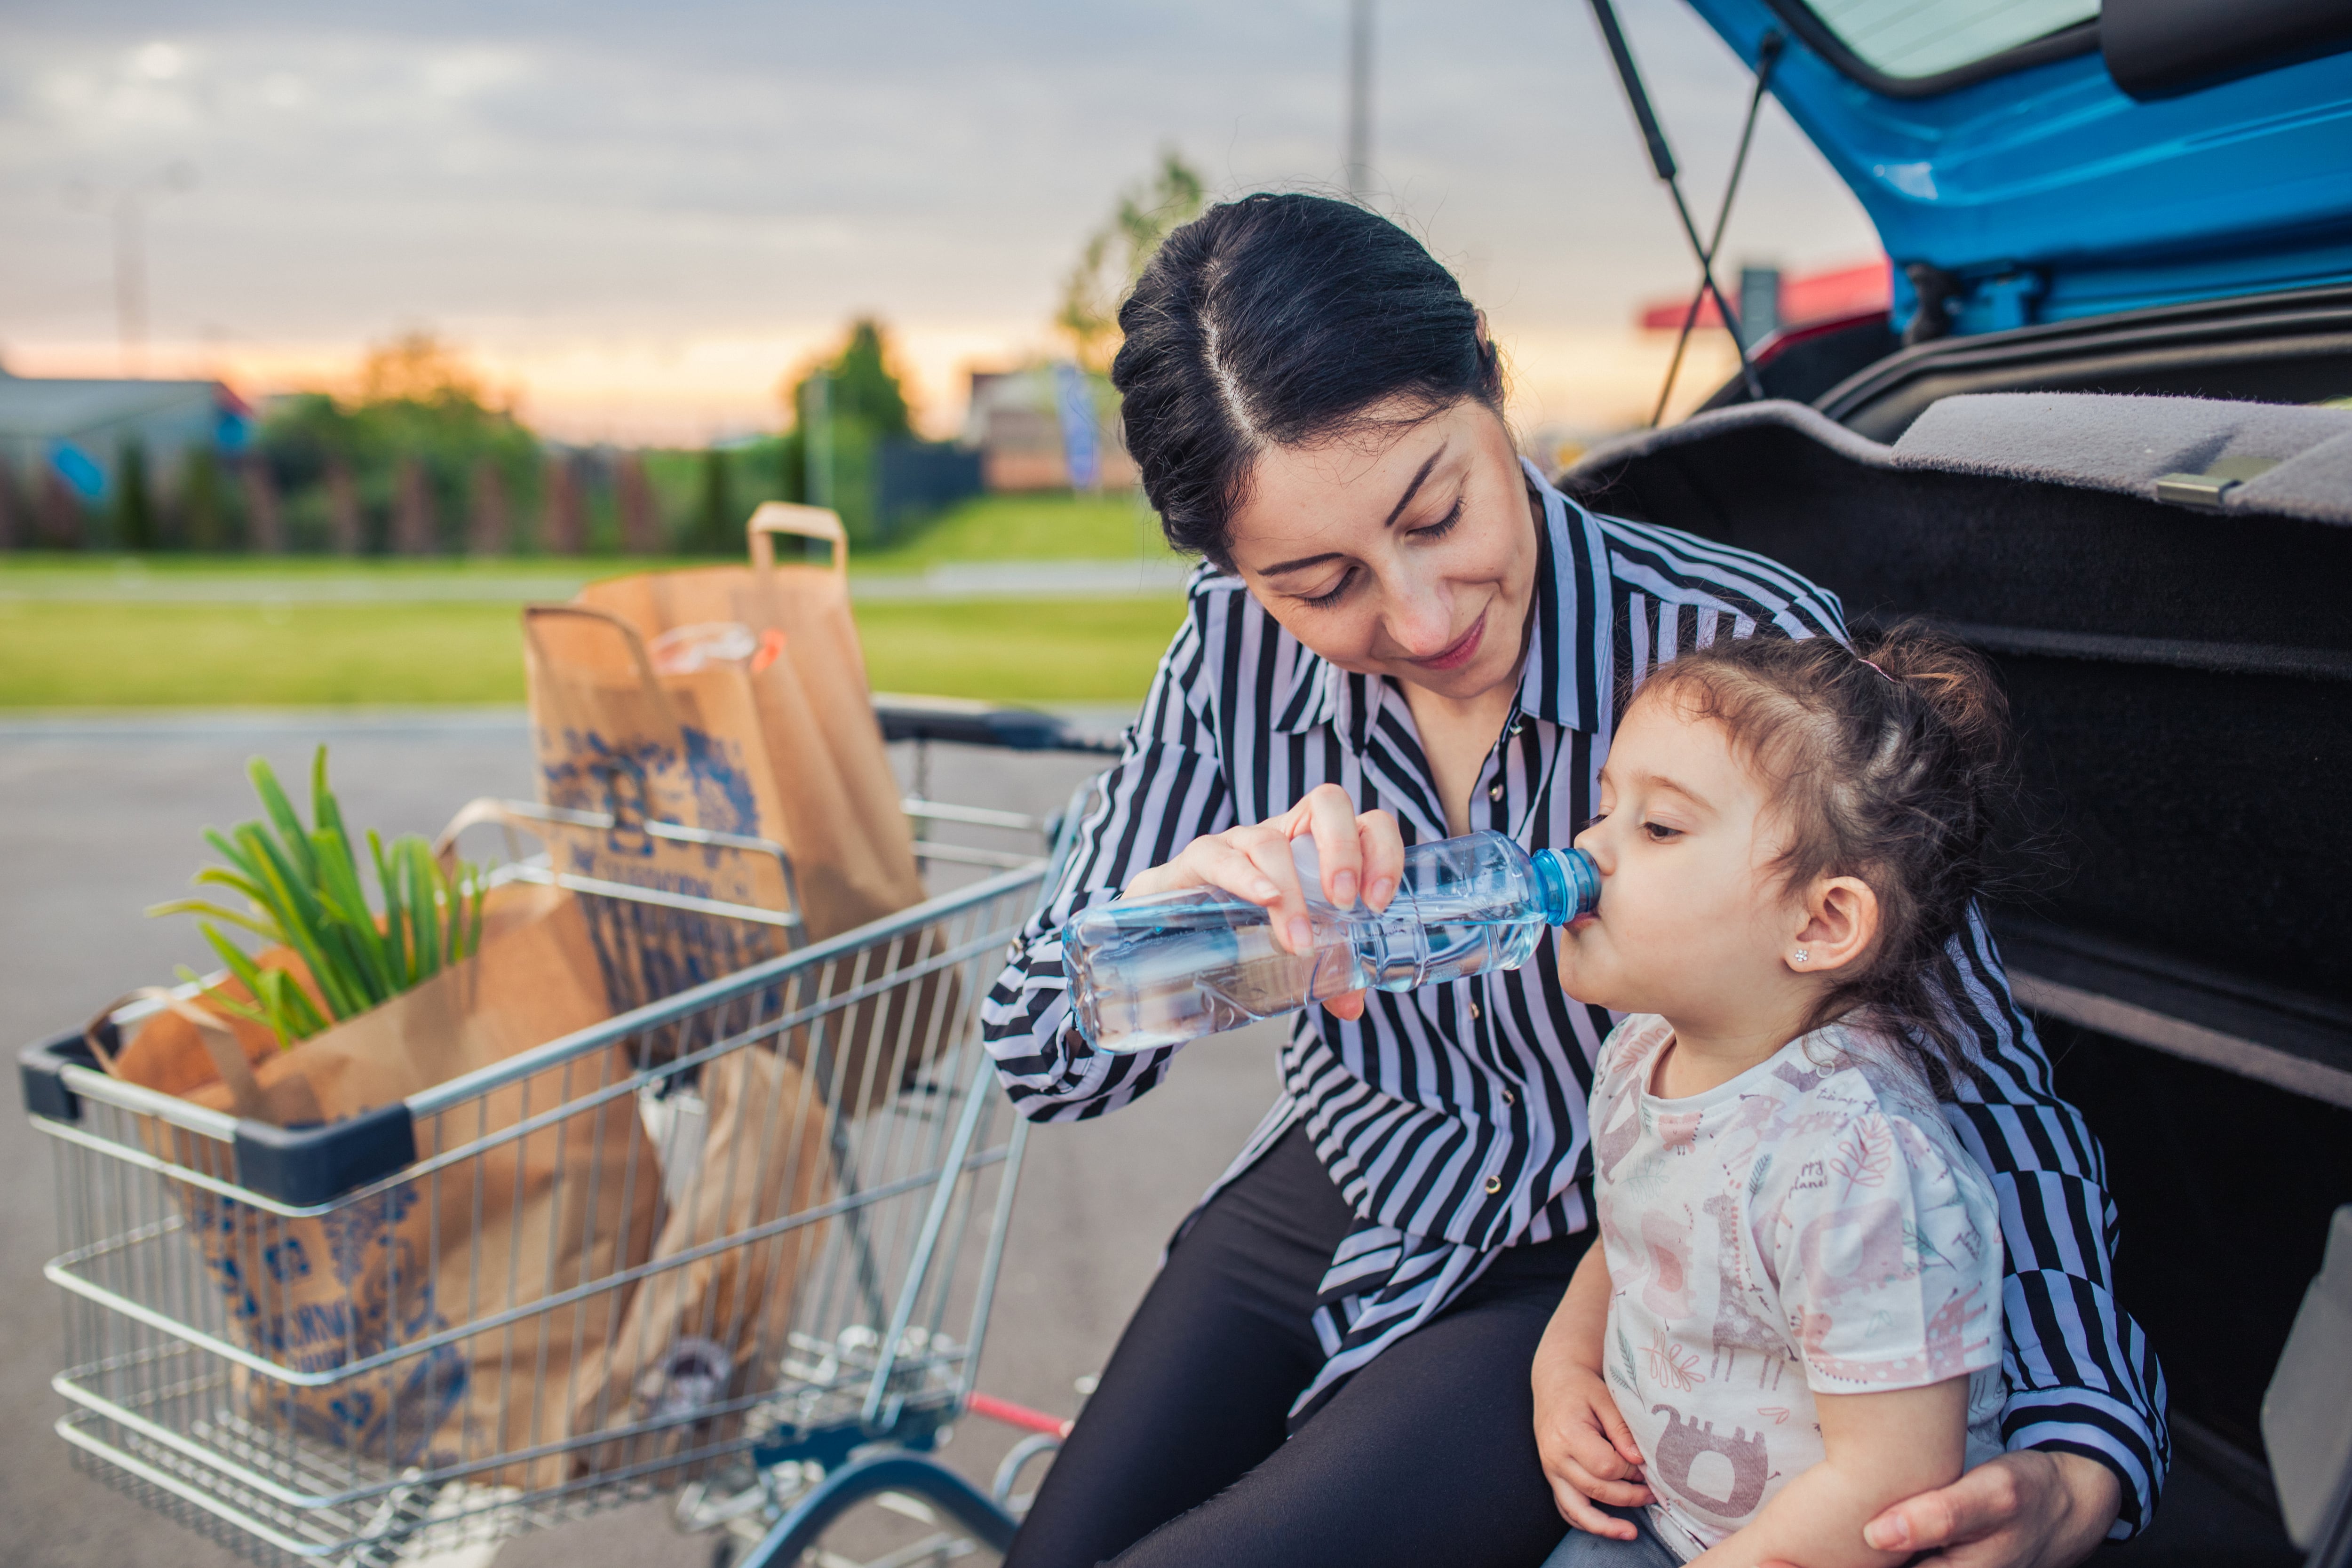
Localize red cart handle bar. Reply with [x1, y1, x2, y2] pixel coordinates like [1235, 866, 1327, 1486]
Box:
[966, 1392, 1074, 1438]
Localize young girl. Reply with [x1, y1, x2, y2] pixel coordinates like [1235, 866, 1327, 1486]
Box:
[1535, 626, 2013, 1568]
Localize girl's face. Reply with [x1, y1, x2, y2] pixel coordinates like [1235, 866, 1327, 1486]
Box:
[1220, 398, 1540, 705]
[1558, 689, 1815, 1042]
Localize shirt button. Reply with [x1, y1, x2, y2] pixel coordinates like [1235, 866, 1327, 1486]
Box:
[1468, 999, 1481, 1019]
[1485, 1176, 1503, 1195]
[1487, 783, 1504, 801]
[1502, 1086, 1516, 1105]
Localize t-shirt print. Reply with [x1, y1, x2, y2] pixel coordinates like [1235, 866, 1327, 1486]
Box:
[1589, 1016, 2008, 1560]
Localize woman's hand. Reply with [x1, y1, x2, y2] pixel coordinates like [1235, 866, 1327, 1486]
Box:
[1122, 783, 1403, 1021]
[1756, 1450, 2122, 1568]
[1860, 1451, 2120, 1568]
[1534, 1359, 1653, 1539]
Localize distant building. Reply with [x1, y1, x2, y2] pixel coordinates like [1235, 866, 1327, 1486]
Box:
[0, 368, 252, 506]
[1637, 259, 1892, 339]
[962, 366, 1137, 493]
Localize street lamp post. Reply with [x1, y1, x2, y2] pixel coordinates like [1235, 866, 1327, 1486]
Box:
[1345, 0, 1375, 202]
[807, 369, 834, 510]
[77, 162, 196, 377]
[115, 191, 153, 374]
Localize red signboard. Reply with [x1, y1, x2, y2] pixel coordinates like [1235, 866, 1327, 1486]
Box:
[1638, 259, 1891, 332]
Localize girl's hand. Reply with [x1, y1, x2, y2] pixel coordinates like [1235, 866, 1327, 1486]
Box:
[1122, 784, 1404, 1021]
[1533, 1359, 1653, 1539]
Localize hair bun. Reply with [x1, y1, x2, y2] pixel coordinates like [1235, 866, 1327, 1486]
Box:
[1854, 624, 2013, 784]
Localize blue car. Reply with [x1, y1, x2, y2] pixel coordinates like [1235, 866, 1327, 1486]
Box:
[1560, 4, 2352, 1561]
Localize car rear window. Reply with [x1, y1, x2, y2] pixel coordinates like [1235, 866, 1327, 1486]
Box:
[1800, 0, 2098, 80]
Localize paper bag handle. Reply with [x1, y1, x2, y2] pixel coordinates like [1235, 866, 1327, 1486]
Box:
[87, 988, 273, 1123]
[432, 796, 551, 862]
[435, 796, 527, 859]
[523, 602, 682, 714]
[747, 502, 848, 576]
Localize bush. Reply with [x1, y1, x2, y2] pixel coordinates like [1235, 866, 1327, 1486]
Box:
[256, 340, 542, 555]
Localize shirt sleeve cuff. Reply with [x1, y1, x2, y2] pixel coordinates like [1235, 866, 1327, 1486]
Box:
[2003, 1396, 2165, 1538]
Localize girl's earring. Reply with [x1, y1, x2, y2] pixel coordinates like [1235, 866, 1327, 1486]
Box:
[1793, 949, 1809, 966]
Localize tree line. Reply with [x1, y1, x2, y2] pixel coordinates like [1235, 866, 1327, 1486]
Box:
[1, 322, 948, 557]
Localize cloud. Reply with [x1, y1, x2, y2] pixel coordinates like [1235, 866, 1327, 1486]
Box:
[0, 0, 1878, 437]
[133, 40, 183, 80]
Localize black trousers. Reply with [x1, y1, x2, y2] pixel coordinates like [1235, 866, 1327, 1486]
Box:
[1004, 1124, 1592, 1568]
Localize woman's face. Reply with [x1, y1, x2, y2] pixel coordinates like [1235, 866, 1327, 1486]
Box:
[1220, 398, 1540, 704]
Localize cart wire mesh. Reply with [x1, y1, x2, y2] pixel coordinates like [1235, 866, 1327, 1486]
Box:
[34, 837, 1050, 1566]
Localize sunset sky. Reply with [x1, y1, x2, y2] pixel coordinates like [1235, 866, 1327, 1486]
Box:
[1, 0, 1881, 445]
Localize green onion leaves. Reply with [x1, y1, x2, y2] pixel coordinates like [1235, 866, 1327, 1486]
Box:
[147, 746, 488, 1048]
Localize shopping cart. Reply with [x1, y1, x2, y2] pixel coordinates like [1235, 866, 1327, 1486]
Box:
[16, 697, 1121, 1568]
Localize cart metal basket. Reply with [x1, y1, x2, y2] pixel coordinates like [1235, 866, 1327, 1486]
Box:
[16, 700, 1118, 1567]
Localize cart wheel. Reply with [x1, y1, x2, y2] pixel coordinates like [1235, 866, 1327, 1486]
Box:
[745, 1497, 984, 1568]
[710, 1539, 739, 1568]
[734, 1452, 1017, 1568]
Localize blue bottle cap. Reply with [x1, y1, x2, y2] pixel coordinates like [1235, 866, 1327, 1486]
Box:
[1530, 847, 1600, 925]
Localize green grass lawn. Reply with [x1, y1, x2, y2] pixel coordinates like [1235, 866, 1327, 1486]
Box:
[858, 491, 1173, 570]
[0, 492, 1191, 707]
[0, 595, 1186, 708]
[857, 597, 1182, 701]
[0, 492, 1174, 592]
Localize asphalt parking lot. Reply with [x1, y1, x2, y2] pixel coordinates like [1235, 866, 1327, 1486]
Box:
[0, 711, 1283, 1568]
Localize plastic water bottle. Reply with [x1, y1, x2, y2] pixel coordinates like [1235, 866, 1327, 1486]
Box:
[1063, 829, 1600, 1054]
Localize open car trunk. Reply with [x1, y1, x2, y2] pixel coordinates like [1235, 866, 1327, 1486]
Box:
[1562, 392, 2352, 1563]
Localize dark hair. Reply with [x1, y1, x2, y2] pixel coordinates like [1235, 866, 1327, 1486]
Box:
[1630, 622, 2020, 1093]
[1111, 193, 1504, 569]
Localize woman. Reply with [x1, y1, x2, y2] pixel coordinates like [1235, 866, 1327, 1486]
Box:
[981, 194, 2162, 1568]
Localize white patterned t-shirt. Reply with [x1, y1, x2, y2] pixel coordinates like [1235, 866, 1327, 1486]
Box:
[1589, 1015, 2007, 1560]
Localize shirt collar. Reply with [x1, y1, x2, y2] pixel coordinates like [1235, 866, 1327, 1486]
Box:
[1266, 457, 1616, 742]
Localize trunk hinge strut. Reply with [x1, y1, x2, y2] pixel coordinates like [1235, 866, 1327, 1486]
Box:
[1582, 0, 1783, 423]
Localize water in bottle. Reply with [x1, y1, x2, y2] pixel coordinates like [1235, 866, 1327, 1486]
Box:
[1063, 829, 1599, 1053]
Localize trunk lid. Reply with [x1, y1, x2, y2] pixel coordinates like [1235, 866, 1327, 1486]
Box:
[1680, 0, 2352, 335]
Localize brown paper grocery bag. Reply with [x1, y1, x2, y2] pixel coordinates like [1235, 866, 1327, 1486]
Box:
[94, 880, 660, 1487]
[572, 1042, 833, 1478]
[567, 503, 924, 944]
[528, 507, 955, 1111]
[520, 606, 799, 1022]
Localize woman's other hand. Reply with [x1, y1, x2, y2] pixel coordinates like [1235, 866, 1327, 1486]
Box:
[1122, 784, 1404, 1021]
[1756, 1450, 2122, 1568]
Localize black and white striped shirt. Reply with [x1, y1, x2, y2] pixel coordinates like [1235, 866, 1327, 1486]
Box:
[982, 461, 2168, 1535]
